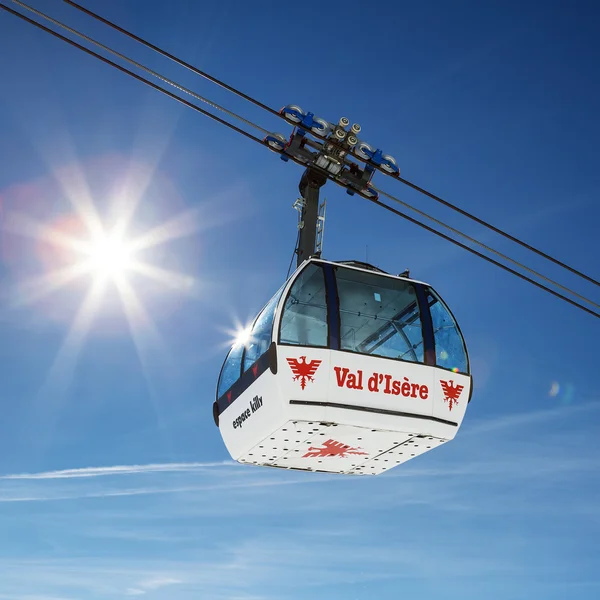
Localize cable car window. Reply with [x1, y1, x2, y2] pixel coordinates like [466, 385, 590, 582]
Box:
[243, 287, 284, 372]
[279, 263, 328, 347]
[217, 343, 244, 398]
[427, 290, 469, 374]
[336, 267, 424, 363]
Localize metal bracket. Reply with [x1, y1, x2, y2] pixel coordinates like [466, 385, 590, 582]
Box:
[315, 198, 326, 257]
[296, 168, 327, 267]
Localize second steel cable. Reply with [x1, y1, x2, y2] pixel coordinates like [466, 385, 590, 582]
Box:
[1, 1, 597, 320]
[63, 0, 599, 288]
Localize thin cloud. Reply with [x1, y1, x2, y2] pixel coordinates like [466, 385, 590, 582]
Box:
[464, 400, 600, 436]
[0, 461, 237, 480]
[2, 401, 597, 506]
[0, 596, 77, 600]
[139, 577, 182, 590]
[0, 472, 340, 504]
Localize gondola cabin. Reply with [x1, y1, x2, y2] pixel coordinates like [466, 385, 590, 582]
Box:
[213, 259, 472, 475]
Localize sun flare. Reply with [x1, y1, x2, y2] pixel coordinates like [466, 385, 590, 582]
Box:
[82, 230, 135, 279]
[234, 326, 252, 346]
[6, 165, 204, 399]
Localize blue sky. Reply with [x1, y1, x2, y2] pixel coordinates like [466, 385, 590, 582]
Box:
[0, 0, 599, 598]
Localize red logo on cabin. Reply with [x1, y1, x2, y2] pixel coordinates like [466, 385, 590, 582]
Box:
[286, 356, 322, 390]
[302, 438, 368, 459]
[440, 380, 465, 411]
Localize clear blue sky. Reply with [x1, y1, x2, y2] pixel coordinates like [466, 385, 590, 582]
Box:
[1, 0, 599, 598]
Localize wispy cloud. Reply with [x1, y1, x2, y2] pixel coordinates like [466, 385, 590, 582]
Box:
[124, 576, 181, 596]
[0, 396, 598, 598]
[464, 400, 600, 436]
[0, 462, 340, 504]
[0, 596, 77, 600]
[140, 577, 182, 590]
[0, 461, 237, 480]
[1, 401, 598, 508]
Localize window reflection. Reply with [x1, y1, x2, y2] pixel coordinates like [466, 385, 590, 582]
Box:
[427, 290, 469, 374]
[243, 288, 282, 372]
[279, 263, 328, 347]
[336, 266, 424, 363]
[218, 285, 284, 398]
[217, 343, 244, 398]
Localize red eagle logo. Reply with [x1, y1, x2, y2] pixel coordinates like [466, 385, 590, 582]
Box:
[440, 379, 465, 411]
[286, 356, 322, 390]
[302, 438, 368, 459]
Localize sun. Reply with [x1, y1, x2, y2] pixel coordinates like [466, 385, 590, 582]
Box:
[234, 326, 252, 345]
[5, 166, 207, 400]
[82, 230, 135, 280]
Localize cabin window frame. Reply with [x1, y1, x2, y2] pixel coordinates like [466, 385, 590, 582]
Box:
[216, 283, 285, 403]
[241, 285, 284, 374]
[216, 260, 470, 408]
[424, 287, 470, 375]
[216, 342, 245, 401]
[277, 262, 330, 349]
[330, 264, 429, 367]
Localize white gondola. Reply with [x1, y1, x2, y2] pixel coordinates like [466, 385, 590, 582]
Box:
[213, 258, 472, 476]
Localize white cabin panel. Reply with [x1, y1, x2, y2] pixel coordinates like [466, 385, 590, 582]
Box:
[326, 351, 435, 417]
[277, 346, 332, 404]
[278, 346, 437, 420]
[431, 369, 471, 437]
[219, 371, 284, 460]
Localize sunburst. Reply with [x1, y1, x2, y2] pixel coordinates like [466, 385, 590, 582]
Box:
[81, 228, 135, 279]
[4, 167, 202, 397]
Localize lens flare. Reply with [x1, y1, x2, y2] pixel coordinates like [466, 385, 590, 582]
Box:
[234, 327, 252, 345]
[84, 231, 134, 278]
[3, 162, 204, 408]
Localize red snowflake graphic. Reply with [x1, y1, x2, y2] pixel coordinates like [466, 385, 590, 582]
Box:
[302, 438, 368, 459]
[287, 356, 322, 390]
[440, 379, 465, 411]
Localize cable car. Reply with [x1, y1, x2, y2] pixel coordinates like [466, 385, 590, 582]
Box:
[213, 258, 472, 475]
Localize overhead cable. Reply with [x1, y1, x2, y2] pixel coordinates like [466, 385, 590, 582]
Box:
[1, 1, 597, 320]
[395, 175, 600, 288]
[60, 2, 600, 288]
[0, 2, 266, 147]
[372, 185, 600, 312]
[9, 0, 271, 135]
[62, 0, 280, 118]
[365, 196, 600, 320]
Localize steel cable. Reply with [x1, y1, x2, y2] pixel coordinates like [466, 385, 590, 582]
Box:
[62, 0, 599, 288]
[1, 1, 597, 320]
[11, 0, 271, 135]
[62, 0, 280, 117]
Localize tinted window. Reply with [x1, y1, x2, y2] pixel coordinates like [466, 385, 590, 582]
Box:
[336, 267, 424, 363]
[427, 290, 468, 374]
[243, 288, 283, 372]
[217, 343, 244, 398]
[279, 263, 328, 347]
